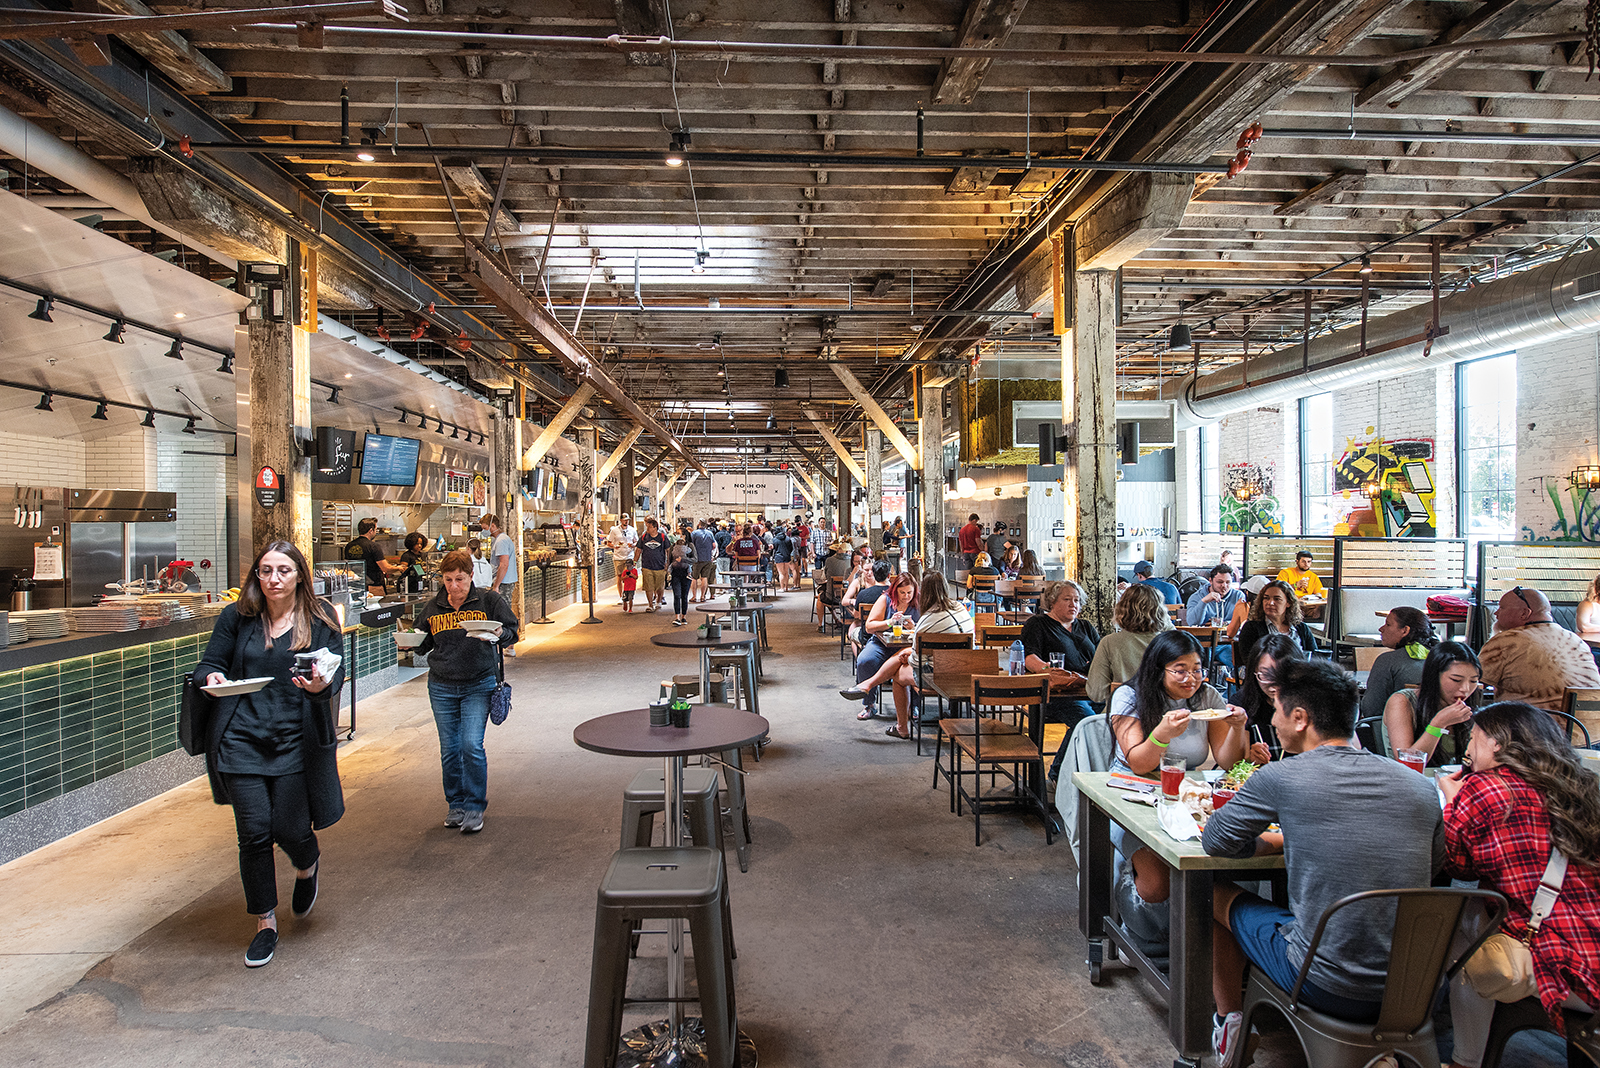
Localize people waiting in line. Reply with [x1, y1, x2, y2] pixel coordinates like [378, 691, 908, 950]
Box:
[1130, 560, 1180, 607]
[1203, 659, 1445, 1068]
[1019, 579, 1099, 780]
[413, 550, 520, 837]
[848, 568, 916, 721]
[1382, 640, 1480, 765]
[195, 540, 346, 969]
[1479, 586, 1600, 710]
[606, 513, 637, 605]
[840, 572, 973, 740]
[1275, 550, 1324, 597]
[1358, 606, 1438, 721]
[1438, 701, 1600, 1068]
[1084, 583, 1172, 705]
[1232, 579, 1317, 663]
[1230, 633, 1307, 743]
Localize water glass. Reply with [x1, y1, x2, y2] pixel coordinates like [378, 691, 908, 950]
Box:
[1049, 652, 1065, 670]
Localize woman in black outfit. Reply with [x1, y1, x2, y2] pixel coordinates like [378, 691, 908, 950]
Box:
[398, 531, 429, 593]
[195, 540, 345, 969]
[1232, 579, 1317, 663]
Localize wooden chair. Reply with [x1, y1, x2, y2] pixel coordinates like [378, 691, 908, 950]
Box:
[1175, 625, 1221, 676]
[978, 622, 1024, 650]
[1563, 687, 1600, 749]
[1007, 578, 1045, 613]
[930, 649, 1023, 796]
[967, 572, 999, 607]
[947, 674, 1054, 846]
[911, 635, 979, 754]
[1353, 646, 1386, 672]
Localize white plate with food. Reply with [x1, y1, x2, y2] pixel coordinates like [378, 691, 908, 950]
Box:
[460, 619, 503, 636]
[201, 677, 275, 697]
[1188, 709, 1233, 721]
[394, 630, 427, 648]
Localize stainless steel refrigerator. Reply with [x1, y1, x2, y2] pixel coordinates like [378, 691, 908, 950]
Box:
[66, 490, 178, 606]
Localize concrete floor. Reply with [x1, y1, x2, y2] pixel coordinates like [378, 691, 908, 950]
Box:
[0, 590, 1567, 1067]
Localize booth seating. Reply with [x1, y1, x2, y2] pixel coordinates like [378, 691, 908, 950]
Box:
[1322, 537, 1469, 654]
[1241, 534, 1336, 585]
[1474, 541, 1600, 651]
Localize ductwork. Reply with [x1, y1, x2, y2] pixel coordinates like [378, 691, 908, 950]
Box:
[0, 103, 235, 269]
[1165, 248, 1600, 424]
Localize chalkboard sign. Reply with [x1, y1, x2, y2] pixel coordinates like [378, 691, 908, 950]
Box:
[313, 427, 357, 484]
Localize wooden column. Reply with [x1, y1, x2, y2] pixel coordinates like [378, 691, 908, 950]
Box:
[835, 464, 849, 537]
[491, 384, 525, 619]
[919, 384, 945, 571]
[245, 248, 313, 561]
[865, 425, 884, 547]
[619, 449, 636, 517]
[1068, 269, 1119, 633]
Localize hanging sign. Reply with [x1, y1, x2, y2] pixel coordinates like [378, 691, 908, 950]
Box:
[255, 466, 282, 508]
[33, 544, 64, 581]
[443, 468, 484, 506]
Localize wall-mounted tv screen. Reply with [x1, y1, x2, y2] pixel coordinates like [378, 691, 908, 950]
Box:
[359, 433, 421, 487]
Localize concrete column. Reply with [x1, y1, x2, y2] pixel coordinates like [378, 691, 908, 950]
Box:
[491, 385, 525, 619]
[919, 384, 945, 570]
[865, 426, 884, 545]
[1068, 269, 1119, 632]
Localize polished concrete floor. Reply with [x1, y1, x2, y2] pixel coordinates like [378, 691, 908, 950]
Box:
[0, 588, 1566, 1067]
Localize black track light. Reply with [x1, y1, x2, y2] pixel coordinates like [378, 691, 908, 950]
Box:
[435, 418, 444, 434]
[398, 410, 409, 424]
[216, 354, 234, 374]
[1359, 255, 1373, 275]
[182, 417, 197, 434]
[665, 129, 690, 167]
[451, 425, 460, 439]
[774, 367, 789, 388]
[766, 414, 777, 431]
[91, 401, 109, 421]
[328, 386, 341, 404]
[166, 338, 184, 360]
[35, 392, 52, 411]
[140, 410, 156, 428]
[104, 319, 125, 344]
[1169, 323, 1193, 351]
[28, 297, 53, 322]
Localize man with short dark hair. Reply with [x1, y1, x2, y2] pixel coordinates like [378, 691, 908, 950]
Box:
[1185, 564, 1243, 626]
[1202, 659, 1443, 1067]
[1131, 560, 1180, 606]
[957, 513, 983, 569]
[344, 516, 397, 595]
[636, 517, 669, 613]
[1276, 550, 1324, 597]
[1479, 586, 1600, 710]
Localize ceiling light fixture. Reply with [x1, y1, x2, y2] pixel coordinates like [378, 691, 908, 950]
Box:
[774, 367, 789, 388]
[28, 297, 53, 322]
[166, 338, 184, 360]
[34, 392, 52, 411]
[1569, 464, 1600, 491]
[216, 354, 234, 374]
[91, 401, 109, 421]
[665, 129, 690, 167]
[1207, 320, 1219, 336]
[691, 249, 708, 273]
[398, 409, 409, 424]
[451, 425, 459, 439]
[103, 319, 126, 344]
[327, 385, 341, 403]
[1359, 255, 1373, 275]
[140, 410, 156, 428]
[1168, 322, 1193, 351]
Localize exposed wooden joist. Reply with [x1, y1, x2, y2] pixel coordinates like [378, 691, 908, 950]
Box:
[1355, 0, 1564, 109]
[596, 425, 645, 483]
[828, 362, 920, 469]
[931, 0, 1031, 106]
[522, 384, 596, 469]
[1273, 169, 1368, 218]
[92, 0, 231, 92]
[804, 408, 866, 485]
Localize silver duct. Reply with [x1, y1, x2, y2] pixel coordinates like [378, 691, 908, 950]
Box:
[1165, 248, 1600, 424]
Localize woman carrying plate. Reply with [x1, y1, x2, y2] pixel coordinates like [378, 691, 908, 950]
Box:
[413, 550, 520, 835]
[194, 540, 345, 969]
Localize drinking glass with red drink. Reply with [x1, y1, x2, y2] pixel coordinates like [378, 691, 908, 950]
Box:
[1160, 753, 1186, 799]
[1212, 787, 1237, 807]
[1396, 748, 1428, 774]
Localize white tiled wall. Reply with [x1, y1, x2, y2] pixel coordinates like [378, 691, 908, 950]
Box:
[0, 430, 86, 485]
[84, 431, 157, 490]
[155, 433, 230, 598]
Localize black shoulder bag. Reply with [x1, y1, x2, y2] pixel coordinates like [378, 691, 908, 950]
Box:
[488, 643, 513, 725]
[179, 675, 215, 756]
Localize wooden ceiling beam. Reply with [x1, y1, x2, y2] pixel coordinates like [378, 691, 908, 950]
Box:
[1355, 0, 1564, 109]
[931, 0, 1031, 106]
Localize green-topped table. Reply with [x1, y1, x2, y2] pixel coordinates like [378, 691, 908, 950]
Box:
[1073, 771, 1286, 1068]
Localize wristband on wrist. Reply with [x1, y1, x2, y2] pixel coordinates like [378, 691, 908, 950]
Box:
[1424, 724, 1446, 738]
[1148, 734, 1170, 748]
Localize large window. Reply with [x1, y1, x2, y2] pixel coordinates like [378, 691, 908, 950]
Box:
[1200, 424, 1219, 532]
[1456, 353, 1518, 550]
[1299, 393, 1337, 534]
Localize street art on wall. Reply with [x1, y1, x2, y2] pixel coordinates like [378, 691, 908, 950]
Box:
[1332, 435, 1437, 537]
[1524, 483, 1600, 544]
[1220, 461, 1284, 534]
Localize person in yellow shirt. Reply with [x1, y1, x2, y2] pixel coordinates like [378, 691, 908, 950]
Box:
[1276, 550, 1324, 597]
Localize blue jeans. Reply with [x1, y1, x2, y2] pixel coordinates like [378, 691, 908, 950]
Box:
[429, 674, 496, 814]
[1229, 892, 1384, 1022]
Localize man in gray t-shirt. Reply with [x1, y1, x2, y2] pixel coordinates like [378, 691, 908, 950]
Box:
[1201, 659, 1442, 1065]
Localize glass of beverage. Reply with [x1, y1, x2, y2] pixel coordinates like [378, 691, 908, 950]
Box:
[1049, 652, 1065, 670]
[1160, 753, 1186, 800]
[1211, 787, 1237, 808]
[1396, 748, 1428, 774]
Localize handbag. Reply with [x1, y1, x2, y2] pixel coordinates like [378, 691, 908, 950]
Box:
[488, 644, 513, 725]
[179, 676, 215, 756]
[1462, 847, 1568, 1002]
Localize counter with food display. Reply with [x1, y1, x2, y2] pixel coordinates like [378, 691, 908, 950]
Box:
[0, 594, 406, 863]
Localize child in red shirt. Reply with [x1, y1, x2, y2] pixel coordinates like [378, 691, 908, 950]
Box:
[619, 562, 639, 613]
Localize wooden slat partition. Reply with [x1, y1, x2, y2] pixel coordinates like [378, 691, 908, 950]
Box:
[1242, 535, 1336, 580]
[1477, 542, 1600, 607]
[1336, 538, 1467, 589]
[1176, 531, 1243, 570]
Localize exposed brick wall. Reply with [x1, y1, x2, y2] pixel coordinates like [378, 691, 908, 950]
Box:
[1516, 334, 1600, 542]
[1217, 404, 1298, 533]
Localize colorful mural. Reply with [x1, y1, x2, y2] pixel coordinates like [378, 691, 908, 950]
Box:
[1332, 435, 1437, 538]
[1524, 483, 1600, 544]
[1220, 461, 1284, 534]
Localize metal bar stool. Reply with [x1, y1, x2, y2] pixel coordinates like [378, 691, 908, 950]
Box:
[670, 676, 754, 871]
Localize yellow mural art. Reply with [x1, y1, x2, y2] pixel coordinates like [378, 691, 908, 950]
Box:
[1332, 435, 1437, 538]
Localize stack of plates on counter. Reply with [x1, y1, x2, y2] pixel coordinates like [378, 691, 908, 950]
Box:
[68, 604, 142, 632]
[3, 617, 25, 644]
[11, 609, 69, 638]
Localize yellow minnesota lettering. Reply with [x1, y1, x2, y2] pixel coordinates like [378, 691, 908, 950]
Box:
[430, 610, 489, 632]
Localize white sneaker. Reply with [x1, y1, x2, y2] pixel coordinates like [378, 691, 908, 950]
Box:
[1212, 1011, 1245, 1068]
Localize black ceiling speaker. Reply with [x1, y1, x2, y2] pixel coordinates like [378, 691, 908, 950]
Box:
[774, 367, 789, 388]
[1118, 420, 1140, 466]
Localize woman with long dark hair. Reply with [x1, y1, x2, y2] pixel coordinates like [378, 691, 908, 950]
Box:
[1439, 702, 1600, 1068]
[1231, 632, 1308, 738]
[1383, 640, 1479, 766]
[194, 541, 345, 968]
[1358, 606, 1437, 720]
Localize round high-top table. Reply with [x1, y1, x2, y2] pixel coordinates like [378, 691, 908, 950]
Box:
[574, 705, 769, 1068]
[695, 601, 772, 654]
[650, 629, 757, 702]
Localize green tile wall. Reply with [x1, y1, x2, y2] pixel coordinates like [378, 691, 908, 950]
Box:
[0, 626, 396, 820]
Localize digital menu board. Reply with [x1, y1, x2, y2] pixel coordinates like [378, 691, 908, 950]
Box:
[359, 433, 421, 487]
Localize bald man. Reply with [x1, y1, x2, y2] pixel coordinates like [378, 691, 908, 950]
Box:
[1478, 587, 1600, 711]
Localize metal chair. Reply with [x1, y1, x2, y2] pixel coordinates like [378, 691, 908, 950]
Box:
[1239, 887, 1508, 1068]
[1548, 708, 1594, 749]
[1562, 688, 1600, 749]
[1481, 995, 1600, 1068]
[947, 673, 1054, 846]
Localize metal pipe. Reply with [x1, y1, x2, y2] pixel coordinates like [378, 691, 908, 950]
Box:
[1266, 126, 1600, 147]
[1164, 247, 1600, 425]
[0, 102, 235, 268]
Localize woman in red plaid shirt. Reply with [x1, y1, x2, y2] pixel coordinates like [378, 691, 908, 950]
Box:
[1439, 701, 1600, 1068]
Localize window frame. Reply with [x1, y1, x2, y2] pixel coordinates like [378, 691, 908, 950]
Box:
[1454, 351, 1518, 558]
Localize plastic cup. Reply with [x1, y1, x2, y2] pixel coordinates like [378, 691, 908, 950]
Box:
[1397, 748, 1428, 774]
[1160, 753, 1186, 799]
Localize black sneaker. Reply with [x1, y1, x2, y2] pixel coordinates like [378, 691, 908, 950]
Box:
[291, 864, 318, 918]
[245, 928, 278, 968]
[460, 811, 484, 834]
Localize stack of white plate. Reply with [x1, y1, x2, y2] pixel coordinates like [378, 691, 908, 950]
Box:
[68, 605, 142, 632]
[12, 609, 69, 638]
[3, 617, 25, 644]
